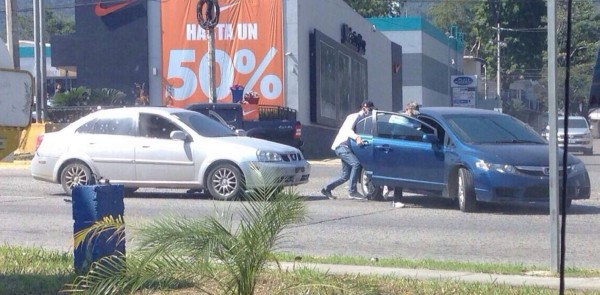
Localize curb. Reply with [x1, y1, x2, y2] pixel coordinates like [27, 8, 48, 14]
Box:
[275, 262, 600, 290]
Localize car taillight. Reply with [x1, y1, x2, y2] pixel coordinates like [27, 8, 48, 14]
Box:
[35, 134, 44, 151]
[293, 122, 302, 139]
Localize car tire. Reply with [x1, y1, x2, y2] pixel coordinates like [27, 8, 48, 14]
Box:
[206, 163, 244, 201]
[60, 162, 93, 196]
[457, 168, 477, 212]
[359, 169, 383, 201]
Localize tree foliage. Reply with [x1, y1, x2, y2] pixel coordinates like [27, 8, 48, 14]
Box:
[553, 0, 600, 112]
[8, 8, 74, 42]
[343, 0, 406, 17]
[427, 0, 600, 115]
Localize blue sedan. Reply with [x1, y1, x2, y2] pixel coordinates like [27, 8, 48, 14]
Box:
[352, 107, 591, 212]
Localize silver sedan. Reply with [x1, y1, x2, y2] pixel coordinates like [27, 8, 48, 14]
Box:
[31, 107, 310, 200]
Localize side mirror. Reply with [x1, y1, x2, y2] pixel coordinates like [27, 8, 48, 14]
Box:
[235, 129, 247, 136]
[170, 130, 188, 141]
[423, 134, 439, 144]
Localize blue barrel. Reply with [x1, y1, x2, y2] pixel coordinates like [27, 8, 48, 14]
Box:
[72, 184, 125, 274]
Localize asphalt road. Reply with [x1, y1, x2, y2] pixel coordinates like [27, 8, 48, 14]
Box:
[1, 140, 599, 270]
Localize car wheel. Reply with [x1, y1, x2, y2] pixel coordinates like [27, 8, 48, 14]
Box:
[359, 169, 383, 201]
[457, 168, 477, 212]
[60, 162, 93, 196]
[206, 163, 244, 201]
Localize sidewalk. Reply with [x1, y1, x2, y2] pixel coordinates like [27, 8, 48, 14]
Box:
[276, 262, 600, 291]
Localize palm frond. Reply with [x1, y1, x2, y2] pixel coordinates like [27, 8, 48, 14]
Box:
[73, 215, 126, 251]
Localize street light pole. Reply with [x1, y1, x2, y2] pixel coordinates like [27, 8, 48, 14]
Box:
[496, 23, 501, 101]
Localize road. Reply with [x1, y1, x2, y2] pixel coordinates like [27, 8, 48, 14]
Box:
[1, 140, 599, 269]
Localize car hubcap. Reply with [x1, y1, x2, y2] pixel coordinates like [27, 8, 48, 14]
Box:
[458, 173, 465, 207]
[65, 166, 88, 189]
[212, 168, 237, 196]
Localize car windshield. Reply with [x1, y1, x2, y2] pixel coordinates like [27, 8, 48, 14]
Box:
[445, 114, 546, 144]
[171, 112, 237, 137]
[558, 118, 588, 129]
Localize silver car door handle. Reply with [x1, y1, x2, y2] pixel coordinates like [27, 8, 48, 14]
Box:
[375, 145, 392, 153]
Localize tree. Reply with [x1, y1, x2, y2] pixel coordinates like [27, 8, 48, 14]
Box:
[429, 0, 546, 89]
[12, 7, 74, 41]
[343, 0, 406, 17]
[554, 0, 600, 113]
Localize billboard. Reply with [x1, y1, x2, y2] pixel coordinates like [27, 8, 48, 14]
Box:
[160, 0, 284, 108]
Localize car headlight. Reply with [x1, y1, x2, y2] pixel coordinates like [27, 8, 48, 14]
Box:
[475, 160, 517, 174]
[257, 150, 282, 162]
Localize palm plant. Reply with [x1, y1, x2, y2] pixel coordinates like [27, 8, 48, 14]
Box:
[89, 88, 127, 106]
[64, 168, 307, 295]
[52, 86, 91, 107]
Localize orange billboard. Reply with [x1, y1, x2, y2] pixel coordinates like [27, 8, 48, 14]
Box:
[160, 0, 284, 108]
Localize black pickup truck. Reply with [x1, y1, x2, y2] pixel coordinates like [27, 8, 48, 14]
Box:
[186, 103, 303, 149]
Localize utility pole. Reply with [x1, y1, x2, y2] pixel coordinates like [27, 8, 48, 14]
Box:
[33, 0, 46, 122]
[496, 23, 501, 102]
[5, 0, 20, 69]
[547, 0, 560, 275]
[197, 0, 220, 103]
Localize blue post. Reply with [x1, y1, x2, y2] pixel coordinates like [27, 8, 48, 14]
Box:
[72, 184, 125, 274]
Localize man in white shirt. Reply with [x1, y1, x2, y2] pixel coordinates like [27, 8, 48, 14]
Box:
[321, 100, 374, 200]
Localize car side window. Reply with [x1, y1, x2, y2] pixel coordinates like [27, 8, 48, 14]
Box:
[375, 112, 436, 142]
[75, 117, 134, 136]
[93, 117, 134, 136]
[355, 116, 373, 135]
[139, 113, 180, 139]
[75, 119, 97, 134]
[418, 116, 445, 143]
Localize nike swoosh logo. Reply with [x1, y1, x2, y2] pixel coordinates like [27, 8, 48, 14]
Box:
[219, 3, 239, 13]
[94, 0, 136, 17]
[243, 109, 257, 116]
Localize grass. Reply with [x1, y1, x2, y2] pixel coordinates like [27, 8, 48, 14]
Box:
[1, 245, 599, 294]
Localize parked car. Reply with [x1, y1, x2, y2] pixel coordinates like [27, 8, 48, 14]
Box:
[542, 116, 594, 155]
[352, 107, 591, 212]
[30, 107, 310, 200]
[186, 103, 303, 149]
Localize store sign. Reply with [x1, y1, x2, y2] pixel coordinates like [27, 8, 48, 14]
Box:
[451, 75, 478, 108]
[451, 75, 477, 87]
[160, 0, 284, 107]
[341, 24, 366, 55]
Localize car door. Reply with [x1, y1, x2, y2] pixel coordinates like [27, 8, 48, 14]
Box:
[370, 111, 445, 191]
[71, 115, 136, 182]
[134, 113, 196, 183]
